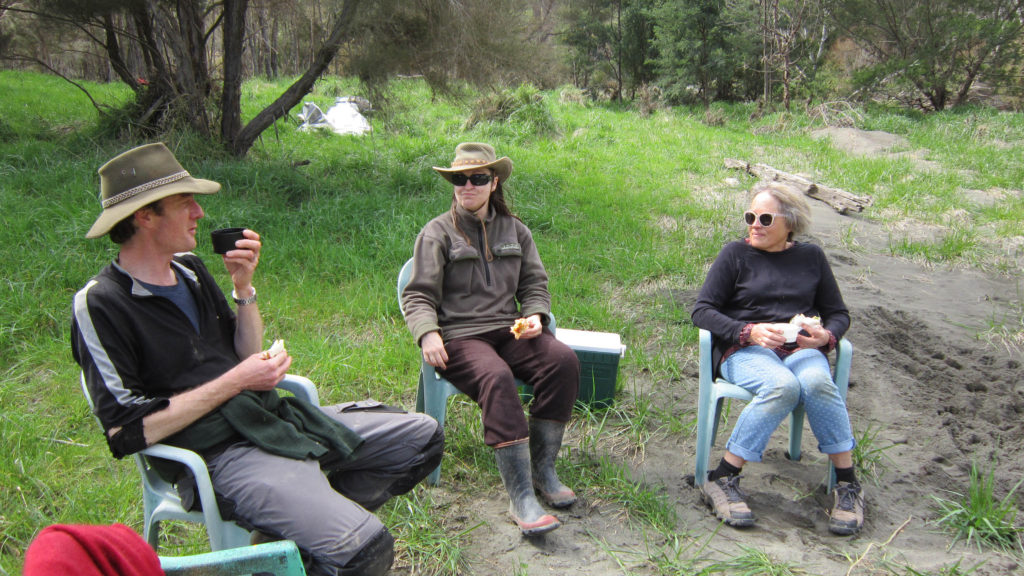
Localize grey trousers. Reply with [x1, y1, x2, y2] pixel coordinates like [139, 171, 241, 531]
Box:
[204, 402, 442, 575]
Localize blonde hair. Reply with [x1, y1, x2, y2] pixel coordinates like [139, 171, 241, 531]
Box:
[750, 181, 810, 238]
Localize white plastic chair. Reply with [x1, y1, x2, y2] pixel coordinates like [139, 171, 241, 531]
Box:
[160, 539, 307, 575]
[80, 372, 319, 551]
[396, 257, 553, 485]
[694, 329, 852, 491]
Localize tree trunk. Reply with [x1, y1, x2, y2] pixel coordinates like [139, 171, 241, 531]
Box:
[615, 0, 623, 101]
[270, 15, 279, 76]
[221, 0, 248, 144]
[175, 0, 212, 133]
[927, 85, 947, 111]
[782, 52, 791, 110]
[101, 13, 140, 93]
[227, 0, 361, 157]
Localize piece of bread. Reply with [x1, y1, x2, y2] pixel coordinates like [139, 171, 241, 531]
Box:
[510, 318, 531, 340]
[790, 314, 821, 328]
[261, 339, 286, 359]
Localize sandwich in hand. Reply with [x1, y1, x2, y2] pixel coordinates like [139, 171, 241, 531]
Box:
[510, 318, 532, 340]
[261, 339, 286, 359]
[790, 314, 821, 329]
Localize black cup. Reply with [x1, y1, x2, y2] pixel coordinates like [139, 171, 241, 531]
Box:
[211, 228, 246, 254]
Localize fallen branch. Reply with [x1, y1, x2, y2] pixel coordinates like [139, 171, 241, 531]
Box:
[724, 158, 874, 214]
[845, 515, 913, 576]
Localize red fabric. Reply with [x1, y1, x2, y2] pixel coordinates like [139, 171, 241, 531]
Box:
[23, 524, 163, 576]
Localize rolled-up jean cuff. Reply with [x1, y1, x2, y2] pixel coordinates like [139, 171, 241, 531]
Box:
[818, 438, 856, 455]
[724, 441, 764, 463]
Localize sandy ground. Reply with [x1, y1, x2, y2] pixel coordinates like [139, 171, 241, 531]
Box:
[396, 129, 1024, 575]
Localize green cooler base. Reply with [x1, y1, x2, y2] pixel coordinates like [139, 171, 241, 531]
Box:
[575, 349, 619, 408]
[519, 329, 624, 409]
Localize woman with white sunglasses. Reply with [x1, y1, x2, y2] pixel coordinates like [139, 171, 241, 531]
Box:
[691, 181, 863, 535]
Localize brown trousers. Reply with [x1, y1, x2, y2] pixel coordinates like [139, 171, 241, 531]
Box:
[441, 327, 580, 446]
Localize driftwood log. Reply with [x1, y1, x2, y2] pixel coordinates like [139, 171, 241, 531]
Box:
[724, 158, 873, 214]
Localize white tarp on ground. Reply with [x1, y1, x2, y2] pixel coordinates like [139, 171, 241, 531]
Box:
[297, 97, 371, 135]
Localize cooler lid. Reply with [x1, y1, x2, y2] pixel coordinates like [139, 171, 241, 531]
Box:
[555, 328, 626, 357]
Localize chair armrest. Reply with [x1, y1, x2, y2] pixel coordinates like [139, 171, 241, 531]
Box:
[139, 443, 219, 510]
[834, 338, 853, 401]
[160, 540, 305, 575]
[140, 443, 209, 473]
[277, 374, 319, 407]
[698, 328, 713, 380]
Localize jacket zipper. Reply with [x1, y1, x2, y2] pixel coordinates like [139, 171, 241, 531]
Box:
[477, 227, 492, 286]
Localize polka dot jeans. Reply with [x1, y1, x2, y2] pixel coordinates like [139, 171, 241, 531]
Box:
[720, 346, 855, 462]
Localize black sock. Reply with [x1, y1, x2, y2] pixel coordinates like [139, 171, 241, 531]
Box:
[834, 466, 857, 485]
[708, 458, 742, 482]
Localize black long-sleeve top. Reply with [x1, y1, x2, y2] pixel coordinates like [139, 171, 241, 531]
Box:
[72, 254, 240, 458]
[691, 240, 850, 373]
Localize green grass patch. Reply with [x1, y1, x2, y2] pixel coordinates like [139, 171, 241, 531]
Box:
[931, 463, 1023, 554]
[705, 545, 806, 575]
[851, 424, 897, 484]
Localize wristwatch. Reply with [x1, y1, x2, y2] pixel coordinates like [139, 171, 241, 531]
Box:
[231, 287, 257, 306]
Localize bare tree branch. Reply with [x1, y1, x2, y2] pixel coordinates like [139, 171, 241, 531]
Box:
[228, 0, 362, 156]
[6, 54, 107, 114]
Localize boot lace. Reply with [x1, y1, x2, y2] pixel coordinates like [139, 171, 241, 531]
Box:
[835, 481, 862, 511]
[721, 475, 748, 503]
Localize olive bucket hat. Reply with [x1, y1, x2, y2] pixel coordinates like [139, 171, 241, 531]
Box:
[86, 142, 220, 238]
[432, 142, 513, 184]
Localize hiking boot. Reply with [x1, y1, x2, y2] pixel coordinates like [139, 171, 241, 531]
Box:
[829, 480, 865, 535]
[700, 475, 755, 527]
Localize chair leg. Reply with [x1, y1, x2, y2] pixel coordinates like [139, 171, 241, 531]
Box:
[788, 401, 838, 492]
[209, 523, 252, 551]
[144, 518, 160, 550]
[786, 405, 805, 461]
[711, 399, 725, 443]
[420, 369, 452, 487]
[695, 398, 720, 487]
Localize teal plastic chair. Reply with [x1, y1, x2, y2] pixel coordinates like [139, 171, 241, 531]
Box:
[160, 539, 306, 575]
[396, 258, 553, 486]
[80, 372, 320, 551]
[694, 329, 852, 491]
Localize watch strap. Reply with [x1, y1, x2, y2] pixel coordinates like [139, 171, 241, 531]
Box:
[232, 287, 257, 306]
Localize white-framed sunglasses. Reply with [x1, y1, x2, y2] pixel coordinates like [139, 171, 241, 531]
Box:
[744, 211, 785, 227]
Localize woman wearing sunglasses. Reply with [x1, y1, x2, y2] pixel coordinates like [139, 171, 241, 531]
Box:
[691, 182, 863, 535]
[401, 142, 580, 536]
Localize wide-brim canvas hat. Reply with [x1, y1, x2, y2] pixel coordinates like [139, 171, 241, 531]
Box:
[432, 142, 513, 184]
[86, 142, 220, 238]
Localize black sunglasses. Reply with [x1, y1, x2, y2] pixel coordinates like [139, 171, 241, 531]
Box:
[744, 211, 784, 227]
[450, 173, 493, 186]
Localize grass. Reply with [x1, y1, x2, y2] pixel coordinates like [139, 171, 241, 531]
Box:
[1, 69, 1023, 574]
[705, 545, 806, 575]
[883, 557, 983, 576]
[931, 463, 1024, 554]
[595, 528, 717, 575]
[851, 424, 897, 484]
[379, 489, 479, 574]
[978, 280, 1024, 355]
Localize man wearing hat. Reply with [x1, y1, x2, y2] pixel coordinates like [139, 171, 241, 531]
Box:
[72, 142, 444, 576]
[401, 142, 580, 536]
